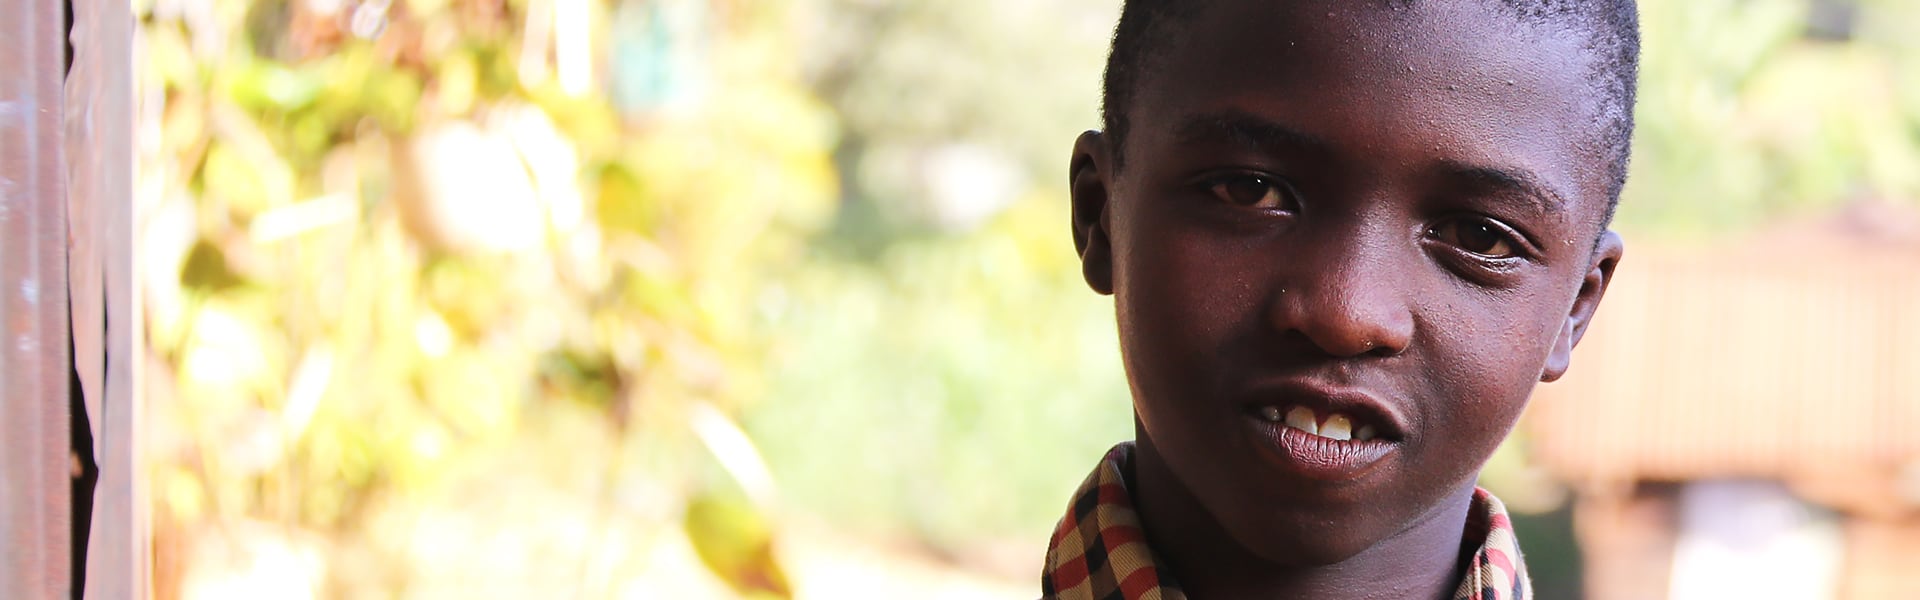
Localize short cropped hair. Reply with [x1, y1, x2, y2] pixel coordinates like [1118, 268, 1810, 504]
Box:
[1101, 0, 1640, 223]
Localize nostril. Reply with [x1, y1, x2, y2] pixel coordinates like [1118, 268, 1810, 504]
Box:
[1364, 337, 1407, 358]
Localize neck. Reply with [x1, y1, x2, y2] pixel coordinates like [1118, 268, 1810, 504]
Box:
[1131, 437, 1475, 600]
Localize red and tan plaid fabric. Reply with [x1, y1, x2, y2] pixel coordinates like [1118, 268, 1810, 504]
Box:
[1041, 442, 1531, 600]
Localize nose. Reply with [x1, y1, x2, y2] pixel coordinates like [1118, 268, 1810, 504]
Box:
[1266, 238, 1415, 358]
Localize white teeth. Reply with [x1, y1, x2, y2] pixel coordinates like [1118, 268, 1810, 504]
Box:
[1284, 406, 1318, 435]
[1266, 405, 1378, 442]
[1320, 414, 1352, 441]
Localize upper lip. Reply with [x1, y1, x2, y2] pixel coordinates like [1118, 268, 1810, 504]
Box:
[1239, 379, 1410, 441]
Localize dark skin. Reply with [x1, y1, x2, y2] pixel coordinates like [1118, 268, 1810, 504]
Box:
[1069, 1, 1623, 598]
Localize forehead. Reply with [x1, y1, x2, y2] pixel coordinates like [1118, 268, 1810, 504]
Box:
[1130, 0, 1610, 215]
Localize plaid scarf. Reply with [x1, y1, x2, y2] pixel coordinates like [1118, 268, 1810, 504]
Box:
[1041, 442, 1530, 600]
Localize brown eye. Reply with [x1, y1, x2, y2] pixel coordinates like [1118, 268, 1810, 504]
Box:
[1431, 219, 1518, 258]
[1207, 175, 1296, 210]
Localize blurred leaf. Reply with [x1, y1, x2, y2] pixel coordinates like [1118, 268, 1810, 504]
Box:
[433, 49, 481, 116]
[683, 493, 792, 599]
[420, 348, 524, 438]
[180, 239, 247, 292]
[537, 347, 624, 416]
[229, 61, 325, 112]
[200, 142, 274, 218]
[595, 163, 657, 236]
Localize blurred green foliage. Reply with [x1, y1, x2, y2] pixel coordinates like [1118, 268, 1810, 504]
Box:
[144, 0, 825, 595]
[141, 0, 1919, 596]
[1620, 0, 1920, 233]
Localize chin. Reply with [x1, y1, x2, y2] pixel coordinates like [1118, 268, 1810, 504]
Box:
[1224, 516, 1382, 567]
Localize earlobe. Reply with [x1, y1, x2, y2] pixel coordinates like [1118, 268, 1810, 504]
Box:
[1541, 231, 1624, 382]
[1540, 321, 1576, 382]
[1071, 130, 1116, 295]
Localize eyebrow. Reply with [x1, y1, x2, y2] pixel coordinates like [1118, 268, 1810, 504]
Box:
[1174, 110, 1332, 155]
[1439, 161, 1570, 215]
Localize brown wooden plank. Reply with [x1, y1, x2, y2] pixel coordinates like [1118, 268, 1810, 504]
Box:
[0, 0, 74, 594]
[65, 0, 147, 596]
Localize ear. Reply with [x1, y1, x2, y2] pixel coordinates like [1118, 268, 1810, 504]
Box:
[1541, 231, 1624, 382]
[1071, 130, 1116, 295]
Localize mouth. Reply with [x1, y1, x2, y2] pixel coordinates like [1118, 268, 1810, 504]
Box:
[1238, 385, 1407, 480]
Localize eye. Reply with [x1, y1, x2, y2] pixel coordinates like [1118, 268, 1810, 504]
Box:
[1205, 174, 1298, 210]
[1429, 218, 1521, 259]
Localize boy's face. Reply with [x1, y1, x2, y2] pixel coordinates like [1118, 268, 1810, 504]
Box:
[1071, 0, 1623, 565]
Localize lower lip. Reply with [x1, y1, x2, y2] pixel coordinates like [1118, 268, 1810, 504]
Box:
[1243, 416, 1396, 480]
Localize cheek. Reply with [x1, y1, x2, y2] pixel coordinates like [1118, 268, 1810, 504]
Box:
[1421, 292, 1566, 445]
[1111, 210, 1260, 392]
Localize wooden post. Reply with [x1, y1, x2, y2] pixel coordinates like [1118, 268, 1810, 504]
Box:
[0, 0, 74, 595]
[67, 0, 147, 596]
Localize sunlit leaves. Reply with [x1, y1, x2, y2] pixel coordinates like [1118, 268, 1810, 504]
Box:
[180, 238, 246, 292]
[1620, 0, 1920, 234]
[145, 0, 832, 595]
[684, 493, 793, 600]
[593, 163, 657, 236]
[228, 61, 325, 112]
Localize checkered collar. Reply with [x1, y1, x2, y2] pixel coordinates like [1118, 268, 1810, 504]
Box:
[1040, 442, 1531, 600]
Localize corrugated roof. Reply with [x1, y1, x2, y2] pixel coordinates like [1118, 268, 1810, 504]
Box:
[1525, 204, 1920, 515]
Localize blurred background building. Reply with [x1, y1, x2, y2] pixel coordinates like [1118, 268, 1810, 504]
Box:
[1529, 202, 1920, 599]
[105, 0, 1920, 598]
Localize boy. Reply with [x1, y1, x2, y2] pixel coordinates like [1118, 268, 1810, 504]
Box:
[1044, 1, 1638, 598]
